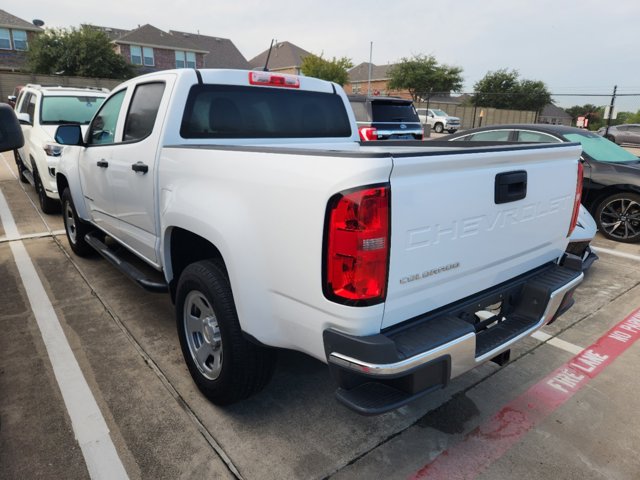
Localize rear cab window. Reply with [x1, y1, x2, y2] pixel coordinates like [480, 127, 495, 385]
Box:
[370, 101, 419, 123]
[180, 84, 352, 139]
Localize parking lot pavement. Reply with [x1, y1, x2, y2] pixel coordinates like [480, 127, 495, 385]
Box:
[2, 151, 640, 479]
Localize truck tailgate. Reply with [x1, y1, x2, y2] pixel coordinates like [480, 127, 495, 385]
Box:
[382, 143, 581, 329]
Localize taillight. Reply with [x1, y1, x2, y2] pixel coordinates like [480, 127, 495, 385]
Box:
[248, 71, 300, 88]
[567, 161, 584, 237]
[358, 126, 378, 141]
[324, 185, 390, 305]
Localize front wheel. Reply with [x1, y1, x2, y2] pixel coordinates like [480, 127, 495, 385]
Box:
[14, 151, 28, 183]
[434, 123, 444, 133]
[176, 260, 276, 405]
[61, 188, 95, 256]
[34, 168, 59, 214]
[595, 192, 640, 243]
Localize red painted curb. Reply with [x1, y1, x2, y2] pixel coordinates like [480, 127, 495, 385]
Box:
[411, 308, 640, 480]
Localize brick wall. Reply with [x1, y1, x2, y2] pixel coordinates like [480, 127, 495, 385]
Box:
[343, 79, 411, 99]
[117, 43, 204, 72]
[0, 31, 42, 72]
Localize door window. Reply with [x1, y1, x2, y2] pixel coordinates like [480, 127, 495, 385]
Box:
[466, 130, 512, 141]
[517, 131, 561, 143]
[124, 83, 165, 142]
[89, 90, 126, 145]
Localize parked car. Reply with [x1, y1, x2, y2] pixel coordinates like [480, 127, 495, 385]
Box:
[569, 205, 598, 270]
[7, 85, 24, 108]
[348, 95, 423, 141]
[597, 124, 640, 146]
[14, 84, 108, 213]
[416, 108, 461, 133]
[442, 124, 640, 243]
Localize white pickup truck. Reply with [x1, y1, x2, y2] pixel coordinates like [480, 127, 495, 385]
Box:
[53, 69, 585, 415]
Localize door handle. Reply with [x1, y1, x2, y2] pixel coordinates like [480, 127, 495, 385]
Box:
[131, 162, 148, 174]
[97, 159, 109, 168]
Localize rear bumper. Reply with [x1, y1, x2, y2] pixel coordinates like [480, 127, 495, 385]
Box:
[324, 261, 583, 415]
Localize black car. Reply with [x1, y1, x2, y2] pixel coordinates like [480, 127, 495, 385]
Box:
[348, 95, 423, 141]
[442, 124, 640, 243]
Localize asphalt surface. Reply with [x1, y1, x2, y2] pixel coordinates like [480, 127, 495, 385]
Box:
[1, 149, 640, 480]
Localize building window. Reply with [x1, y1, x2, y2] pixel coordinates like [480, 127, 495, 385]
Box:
[130, 45, 142, 65]
[12, 30, 27, 50]
[0, 28, 11, 50]
[143, 47, 154, 66]
[130, 46, 154, 66]
[175, 51, 196, 69]
[352, 83, 361, 94]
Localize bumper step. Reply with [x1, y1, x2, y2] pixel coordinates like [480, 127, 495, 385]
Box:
[336, 382, 439, 416]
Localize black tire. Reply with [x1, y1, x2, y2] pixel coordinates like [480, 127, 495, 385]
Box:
[14, 150, 28, 184]
[605, 134, 617, 144]
[595, 192, 640, 243]
[176, 260, 276, 405]
[434, 123, 444, 133]
[34, 167, 59, 214]
[61, 188, 95, 256]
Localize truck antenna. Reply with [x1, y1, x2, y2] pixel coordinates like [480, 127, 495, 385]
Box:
[263, 39, 275, 72]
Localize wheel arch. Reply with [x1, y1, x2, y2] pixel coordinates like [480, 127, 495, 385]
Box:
[586, 184, 640, 213]
[164, 226, 227, 302]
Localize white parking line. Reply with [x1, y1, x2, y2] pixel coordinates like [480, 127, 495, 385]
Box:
[0, 229, 66, 243]
[592, 246, 640, 263]
[0, 188, 129, 480]
[531, 331, 584, 355]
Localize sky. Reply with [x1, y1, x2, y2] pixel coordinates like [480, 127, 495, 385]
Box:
[13, 0, 640, 111]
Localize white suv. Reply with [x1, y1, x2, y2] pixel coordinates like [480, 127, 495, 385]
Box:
[14, 84, 108, 213]
[416, 108, 461, 134]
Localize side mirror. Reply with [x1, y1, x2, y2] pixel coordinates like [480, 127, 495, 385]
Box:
[0, 103, 25, 152]
[55, 124, 84, 146]
[16, 112, 31, 125]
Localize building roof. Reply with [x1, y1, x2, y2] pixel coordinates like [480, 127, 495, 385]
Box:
[0, 9, 44, 32]
[115, 24, 207, 53]
[169, 31, 249, 69]
[248, 41, 312, 70]
[85, 25, 131, 41]
[348, 63, 394, 83]
[539, 103, 572, 119]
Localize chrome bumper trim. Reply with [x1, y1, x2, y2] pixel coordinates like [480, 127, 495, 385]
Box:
[329, 272, 584, 378]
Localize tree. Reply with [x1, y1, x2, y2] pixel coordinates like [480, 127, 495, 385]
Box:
[565, 104, 604, 130]
[472, 69, 552, 112]
[387, 54, 463, 101]
[28, 26, 135, 79]
[300, 54, 353, 86]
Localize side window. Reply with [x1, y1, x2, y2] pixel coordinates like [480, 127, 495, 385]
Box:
[89, 90, 126, 145]
[26, 94, 37, 123]
[124, 83, 165, 142]
[467, 130, 512, 142]
[17, 92, 31, 114]
[350, 102, 369, 123]
[517, 131, 561, 143]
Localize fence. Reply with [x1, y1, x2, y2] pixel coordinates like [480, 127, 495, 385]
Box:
[0, 72, 122, 102]
[415, 101, 537, 130]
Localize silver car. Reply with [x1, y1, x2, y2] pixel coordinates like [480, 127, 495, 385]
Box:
[598, 124, 640, 145]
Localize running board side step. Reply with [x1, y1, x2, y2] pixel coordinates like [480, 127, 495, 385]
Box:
[84, 232, 168, 293]
[22, 168, 35, 187]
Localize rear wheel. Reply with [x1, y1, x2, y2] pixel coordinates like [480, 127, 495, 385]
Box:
[176, 260, 276, 405]
[61, 188, 95, 256]
[434, 123, 444, 133]
[595, 192, 640, 243]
